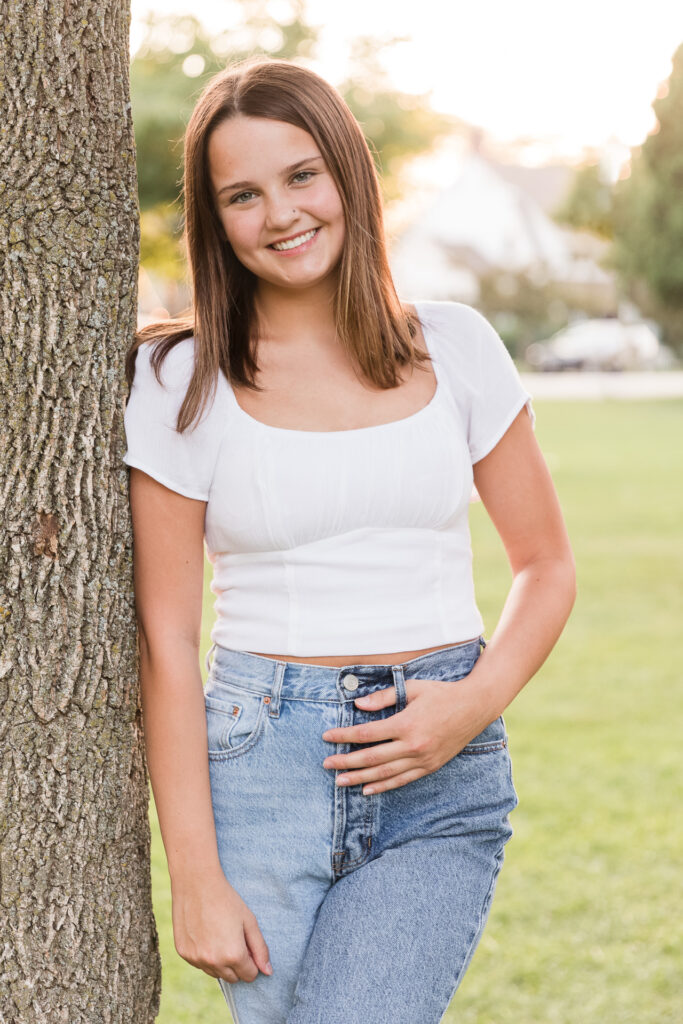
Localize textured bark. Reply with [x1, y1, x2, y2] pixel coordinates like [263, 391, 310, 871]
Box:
[0, 2, 161, 1021]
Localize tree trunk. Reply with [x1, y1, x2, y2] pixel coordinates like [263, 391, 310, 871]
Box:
[0, 2, 161, 1020]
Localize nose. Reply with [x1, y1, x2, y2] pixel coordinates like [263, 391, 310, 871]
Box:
[264, 191, 299, 232]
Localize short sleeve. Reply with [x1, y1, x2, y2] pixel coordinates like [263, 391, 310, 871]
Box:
[459, 306, 536, 463]
[417, 300, 536, 466]
[122, 339, 219, 500]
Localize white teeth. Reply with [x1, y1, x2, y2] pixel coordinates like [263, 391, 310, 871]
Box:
[271, 228, 317, 251]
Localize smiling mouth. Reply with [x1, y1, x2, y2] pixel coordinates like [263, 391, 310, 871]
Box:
[268, 227, 320, 252]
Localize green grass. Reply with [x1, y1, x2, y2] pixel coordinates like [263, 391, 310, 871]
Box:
[150, 399, 683, 1023]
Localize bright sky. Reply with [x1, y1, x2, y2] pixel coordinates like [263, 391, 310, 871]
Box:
[130, 0, 683, 163]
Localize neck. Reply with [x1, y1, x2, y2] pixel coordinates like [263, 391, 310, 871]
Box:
[253, 276, 339, 346]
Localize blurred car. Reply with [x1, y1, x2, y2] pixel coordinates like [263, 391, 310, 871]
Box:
[524, 318, 673, 371]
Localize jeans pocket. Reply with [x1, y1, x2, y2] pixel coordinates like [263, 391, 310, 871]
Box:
[459, 714, 508, 754]
[204, 680, 268, 760]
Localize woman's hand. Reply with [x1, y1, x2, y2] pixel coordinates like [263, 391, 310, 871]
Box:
[171, 868, 273, 983]
[321, 675, 494, 794]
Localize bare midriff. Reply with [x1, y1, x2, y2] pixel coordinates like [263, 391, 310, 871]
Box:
[245, 637, 481, 668]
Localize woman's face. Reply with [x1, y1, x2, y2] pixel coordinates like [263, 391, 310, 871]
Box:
[208, 115, 346, 293]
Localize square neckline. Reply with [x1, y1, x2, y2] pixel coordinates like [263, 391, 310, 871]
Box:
[225, 300, 443, 436]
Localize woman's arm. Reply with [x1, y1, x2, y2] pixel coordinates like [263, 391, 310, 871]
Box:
[467, 404, 577, 719]
[129, 468, 272, 982]
[129, 468, 222, 883]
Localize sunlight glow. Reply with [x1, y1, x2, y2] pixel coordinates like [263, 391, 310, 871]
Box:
[130, 0, 683, 162]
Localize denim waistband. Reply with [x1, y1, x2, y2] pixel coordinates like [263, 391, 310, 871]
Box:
[205, 637, 486, 703]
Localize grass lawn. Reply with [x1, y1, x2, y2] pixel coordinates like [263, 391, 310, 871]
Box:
[149, 399, 683, 1023]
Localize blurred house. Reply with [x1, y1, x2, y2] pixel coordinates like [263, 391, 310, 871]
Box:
[389, 149, 617, 311]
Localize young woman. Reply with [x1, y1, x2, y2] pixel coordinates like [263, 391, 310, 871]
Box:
[123, 56, 576, 1024]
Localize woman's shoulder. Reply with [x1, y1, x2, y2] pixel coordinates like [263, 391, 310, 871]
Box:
[123, 334, 226, 500]
[407, 299, 536, 461]
[134, 334, 197, 393]
[406, 299, 504, 370]
[130, 332, 231, 438]
[408, 298, 490, 334]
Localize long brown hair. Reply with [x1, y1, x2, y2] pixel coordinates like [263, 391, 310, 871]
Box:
[125, 54, 430, 433]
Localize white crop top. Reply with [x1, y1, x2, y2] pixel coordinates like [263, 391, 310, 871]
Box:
[122, 300, 536, 656]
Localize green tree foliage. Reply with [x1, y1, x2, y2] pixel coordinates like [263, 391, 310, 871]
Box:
[552, 161, 615, 239]
[608, 42, 683, 350]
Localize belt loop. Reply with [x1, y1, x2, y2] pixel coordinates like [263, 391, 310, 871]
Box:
[479, 635, 487, 649]
[204, 641, 217, 675]
[268, 661, 286, 718]
[391, 664, 407, 713]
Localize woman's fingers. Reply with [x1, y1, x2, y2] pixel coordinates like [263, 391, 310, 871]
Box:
[322, 718, 398, 745]
[322, 679, 430, 746]
[352, 684, 399, 710]
[362, 767, 427, 795]
[322, 679, 437, 789]
[333, 755, 419, 789]
[243, 911, 274, 976]
[353, 678, 427, 711]
[324, 738, 416, 772]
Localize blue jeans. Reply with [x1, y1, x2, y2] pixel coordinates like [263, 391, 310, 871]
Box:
[204, 637, 518, 1024]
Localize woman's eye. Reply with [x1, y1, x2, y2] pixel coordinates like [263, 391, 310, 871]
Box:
[228, 172, 315, 204]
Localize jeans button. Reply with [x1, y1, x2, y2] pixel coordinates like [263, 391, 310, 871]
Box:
[343, 673, 359, 691]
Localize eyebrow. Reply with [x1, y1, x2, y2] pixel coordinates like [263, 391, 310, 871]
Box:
[216, 155, 324, 197]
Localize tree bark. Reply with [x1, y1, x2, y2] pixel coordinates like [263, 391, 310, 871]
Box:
[0, 2, 161, 1020]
